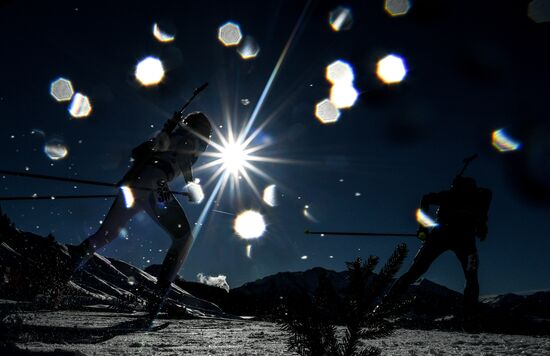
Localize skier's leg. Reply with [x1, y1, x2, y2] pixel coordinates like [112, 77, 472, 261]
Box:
[453, 238, 479, 316]
[73, 193, 139, 268]
[384, 238, 446, 302]
[142, 194, 193, 314]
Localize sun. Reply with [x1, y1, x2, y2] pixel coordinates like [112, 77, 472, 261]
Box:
[220, 140, 250, 177]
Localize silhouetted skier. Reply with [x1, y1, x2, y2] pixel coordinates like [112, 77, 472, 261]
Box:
[383, 175, 492, 320]
[68, 111, 212, 317]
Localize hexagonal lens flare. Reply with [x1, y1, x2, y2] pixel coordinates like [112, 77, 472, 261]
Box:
[326, 60, 355, 85]
[218, 22, 243, 47]
[135, 56, 165, 86]
[50, 78, 74, 102]
[329, 6, 353, 31]
[376, 54, 407, 84]
[315, 99, 341, 124]
[384, 0, 411, 17]
[330, 83, 358, 109]
[237, 36, 260, 59]
[68, 93, 92, 118]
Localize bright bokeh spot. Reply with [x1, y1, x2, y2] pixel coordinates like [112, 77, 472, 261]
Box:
[153, 23, 175, 42]
[218, 22, 242, 46]
[234, 210, 266, 239]
[330, 83, 358, 109]
[68, 93, 92, 118]
[416, 208, 439, 228]
[301, 255, 308, 260]
[492, 129, 521, 152]
[315, 99, 340, 124]
[135, 56, 165, 86]
[50, 78, 74, 102]
[385, 0, 411, 17]
[120, 186, 135, 208]
[246, 244, 252, 258]
[528, 0, 550, 23]
[329, 6, 353, 31]
[237, 36, 260, 59]
[376, 54, 407, 84]
[326, 60, 355, 85]
[262, 184, 277, 207]
[44, 139, 68, 160]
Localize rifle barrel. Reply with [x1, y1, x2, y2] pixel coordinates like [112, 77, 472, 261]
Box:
[305, 230, 416, 237]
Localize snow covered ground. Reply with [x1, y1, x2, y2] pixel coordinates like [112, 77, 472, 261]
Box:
[9, 310, 550, 355]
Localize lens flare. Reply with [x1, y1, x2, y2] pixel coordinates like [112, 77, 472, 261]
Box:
[44, 140, 68, 160]
[326, 60, 355, 85]
[234, 210, 266, 239]
[492, 129, 521, 152]
[416, 208, 438, 228]
[262, 184, 277, 207]
[218, 22, 243, 46]
[68, 93, 92, 118]
[135, 56, 165, 86]
[384, 0, 411, 17]
[376, 54, 407, 84]
[237, 36, 260, 59]
[330, 83, 358, 109]
[315, 99, 340, 124]
[153, 23, 175, 42]
[528, 0, 550, 23]
[221, 141, 250, 177]
[50, 78, 74, 102]
[329, 6, 353, 32]
[246, 244, 252, 258]
[120, 186, 135, 208]
[303, 205, 318, 223]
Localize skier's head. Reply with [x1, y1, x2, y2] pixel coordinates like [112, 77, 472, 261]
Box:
[451, 176, 477, 193]
[180, 112, 212, 153]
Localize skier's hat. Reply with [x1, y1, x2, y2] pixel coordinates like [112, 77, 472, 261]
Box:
[181, 111, 212, 139]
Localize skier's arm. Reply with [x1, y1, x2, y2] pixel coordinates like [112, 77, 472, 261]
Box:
[131, 140, 155, 160]
[475, 188, 492, 241]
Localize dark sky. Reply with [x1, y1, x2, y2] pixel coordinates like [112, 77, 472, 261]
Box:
[1, 0, 549, 295]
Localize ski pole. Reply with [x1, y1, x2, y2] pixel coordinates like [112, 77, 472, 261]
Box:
[0, 170, 190, 197]
[305, 229, 416, 237]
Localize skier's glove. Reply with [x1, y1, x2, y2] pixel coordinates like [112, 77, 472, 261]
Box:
[156, 179, 172, 203]
[186, 182, 204, 204]
[416, 226, 429, 242]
